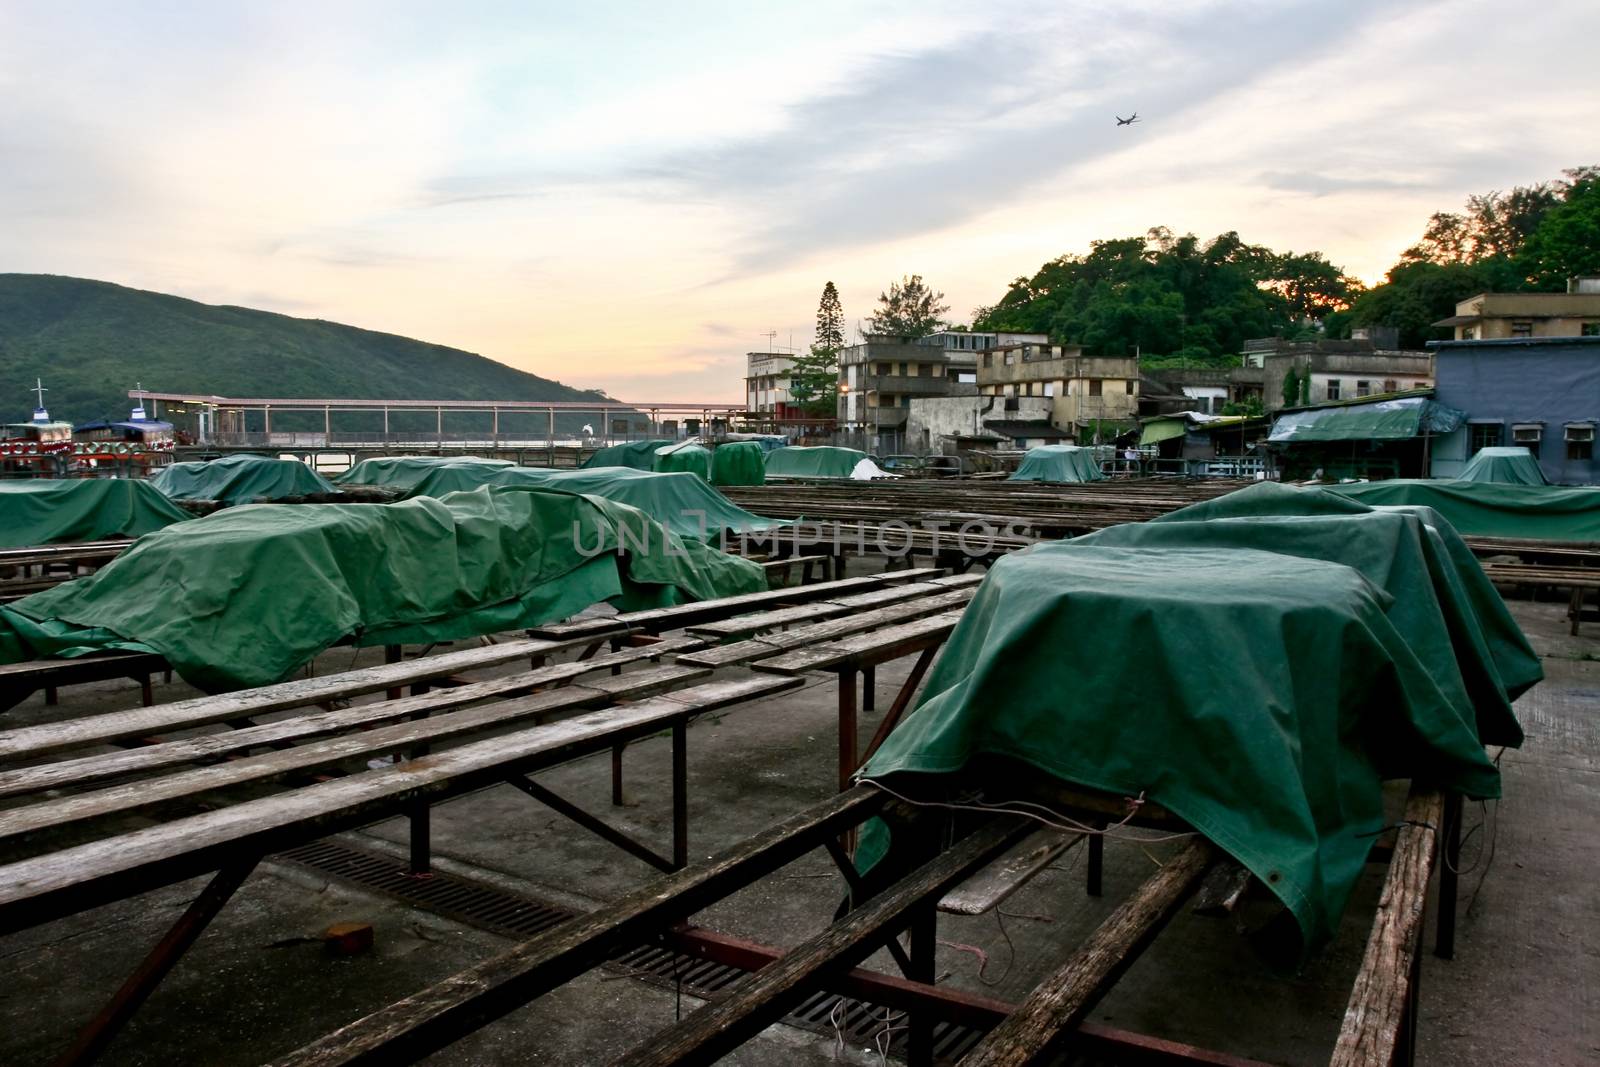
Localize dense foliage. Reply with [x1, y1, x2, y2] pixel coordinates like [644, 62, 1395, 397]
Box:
[974, 228, 1360, 364]
[0, 274, 611, 430]
[788, 282, 844, 417]
[1330, 166, 1600, 347]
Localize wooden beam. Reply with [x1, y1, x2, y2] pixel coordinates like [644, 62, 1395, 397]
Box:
[958, 838, 1215, 1066]
[1330, 787, 1444, 1067]
[608, 817, 1030, 1067]
[267, 788, 888, 1067]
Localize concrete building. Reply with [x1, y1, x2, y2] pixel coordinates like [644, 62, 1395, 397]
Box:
[904, 395, 1059, 452]
[1143, 367, 1266, 414]
[1247, 336, 1434, 413]
[744, 351, 796, 417]
[1428, 335, 1600, 484]
[974, 343, 1140, 431]
[837, 335, 978, 432]
[1434, 278, 1600, 341]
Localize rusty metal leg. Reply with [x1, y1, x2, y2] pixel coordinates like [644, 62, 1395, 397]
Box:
[672, 721, 688, 869]
[52, 859, 259, 1067]
[1435, 792, 1462, 960]
[611, 743, 626, 806]
[838, 667, 859, 792]
[1087, 824, 1104, 897]
[45, 685, 58, 706]
[139, 674, 153, 707]
[862, 665, 875, 713]
[1570, 586, 1585, 637]
[906, 904, 937, 1067]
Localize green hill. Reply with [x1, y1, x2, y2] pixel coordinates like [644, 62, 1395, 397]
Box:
[0, 274, 614, 432]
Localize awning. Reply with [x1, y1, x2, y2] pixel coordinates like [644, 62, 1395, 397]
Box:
[1432, 314, 1481, 327]
[1139, 418, 1189, 446]
[1268, 395, 1465, 443]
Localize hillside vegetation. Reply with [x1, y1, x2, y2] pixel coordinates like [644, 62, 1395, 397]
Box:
[0, 274, 612, 430]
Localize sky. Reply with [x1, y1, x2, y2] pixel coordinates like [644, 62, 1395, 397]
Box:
[3, 0, 1597, 404]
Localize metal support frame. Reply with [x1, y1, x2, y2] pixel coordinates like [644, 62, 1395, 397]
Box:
[52, 859, 260, 1067]
[1435, 791, 1463, 960]
[506, 722, 691, 873]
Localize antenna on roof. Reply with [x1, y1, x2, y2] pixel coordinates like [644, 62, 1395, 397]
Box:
[763, 329, 777, 351]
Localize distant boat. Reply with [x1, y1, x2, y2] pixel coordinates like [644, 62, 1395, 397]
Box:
[0, 381, 74, 477]
[71, 400, 180, 476]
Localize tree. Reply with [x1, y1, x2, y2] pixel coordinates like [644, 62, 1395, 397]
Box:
[787, 281, 846, 418]
[785, 346, 839, 417]
[1518, 173, 1600, 288]
[1281, 367, 1301, 407]
[1264, 252, 1364, 322]
[867, 275, 949, 337]
[814, 281, 845, 352]
[1400, 181, 1564, 266]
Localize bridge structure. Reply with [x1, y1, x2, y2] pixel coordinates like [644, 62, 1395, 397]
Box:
[133, 390, 751, 462]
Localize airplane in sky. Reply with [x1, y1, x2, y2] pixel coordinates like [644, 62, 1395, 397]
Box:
[1115, 113, 1139, 126]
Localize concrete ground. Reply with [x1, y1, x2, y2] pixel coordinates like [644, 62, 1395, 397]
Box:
[0, 582, 1595, 1066]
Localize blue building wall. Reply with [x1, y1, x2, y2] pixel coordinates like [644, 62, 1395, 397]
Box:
[1429, 337, 1600, 485]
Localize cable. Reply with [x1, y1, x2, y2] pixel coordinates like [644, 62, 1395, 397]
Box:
[860, 778, 1199, 844]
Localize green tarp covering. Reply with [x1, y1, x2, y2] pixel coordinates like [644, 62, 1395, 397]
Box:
[1151, 481, 1542, 706]
[763, 446, 866, 479]
[652, 442, 712, 481]
[1008, 445, 1104, 483]
[1326, 480, 1600, 541]
[332, 456, 512, 491]
[0, 485, 765, 692]
[0, 479, 191, 548]
[1268, 395, 1464, 443]
[386, 465, 786, 542]
[1456, 447, 1548, 486]
[859, 542, 1506, 949]
[151, 454, 338, 505]
[710, 442, 766, 487]
[582, 440, 674, 470]
[1138, 418, 1188, 447]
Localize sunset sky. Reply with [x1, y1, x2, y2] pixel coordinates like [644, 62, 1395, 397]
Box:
[3, 0, 1596, 403]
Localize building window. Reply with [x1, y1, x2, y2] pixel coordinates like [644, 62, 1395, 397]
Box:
[1088, 380, 1103, 397]
[1382, 379, 1398, 393]
[1468, 422, 1503, 454]
[982, 354, 992, 368]
[1042, 382, 1055, 397]
[874, 363, 886, 376]
[1582, 323, 1600, 336]
[1461, 327, 1477, 340]
[1125, 380, 1136, 394]
[1326, 379, 1342, 400]
[1565, 424, 1594, 461]
[1004, 350, 1017, 365]
[1512, 424, 1543, 448]
[1355, 380, 1371, 397]
[899, 362, 909, 376]
[1510, 321, 1533, 338]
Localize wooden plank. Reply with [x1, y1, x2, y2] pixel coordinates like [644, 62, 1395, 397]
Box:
[0, 665, 712, 844]
[939, 829, 1081, 916]
[684, 581, 950, 640]
[680, 589, 975, 670]
[957, 838, 1216, 1066]
[609, 817, 1030, 1067]
[527, 571, 947, 639]
[0, 635, 598, 763]
[1330, 787, 1444, 1067]
[0, 673, 803, 930]
[268, 787, 886, 1067]
[753, 609, 968, 674]
[0, 651, 166, 684]
[0, 639, 702, 800]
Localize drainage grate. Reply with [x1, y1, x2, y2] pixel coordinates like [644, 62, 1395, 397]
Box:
[279, 839, 989, 1060]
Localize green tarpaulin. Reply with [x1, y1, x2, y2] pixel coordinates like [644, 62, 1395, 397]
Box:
[332, 456, 512, 491]
[1138, 418, 1188, 446]
[764, 446, 866, 479]
[0, 479, 191, 548]
[582, 440, 674, 470]
[387, 465, 785, 542]
[652, 442, 712, 481]
[710, 442, 766, 487]
[1008, 445, 1105, 483]
[151, 454, 338, 505]
[1151, 481, 1542, 705]
[0, 485, 765, 692]
[1456, 447, 1548, 486]
[858, 543, 1505, 949]
[1268, 395, 1465, 443]
[1326, 479, 1600, 541]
